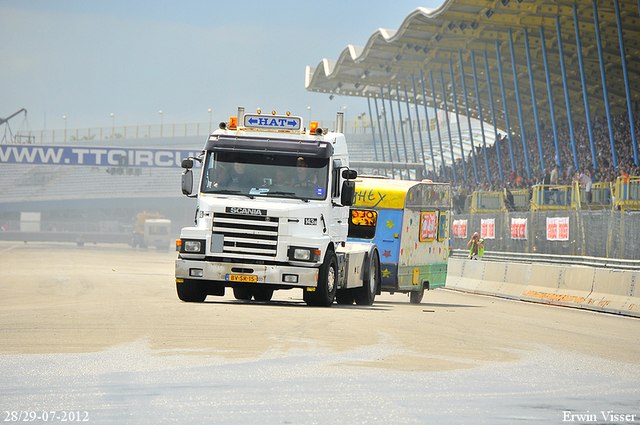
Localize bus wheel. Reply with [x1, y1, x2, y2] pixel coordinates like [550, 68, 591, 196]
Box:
[176, 279, 207, 303]
[233, 287, 253, 300]
[355, 250, 379, 306]
[409, 288, 424, 304]
[308, 251, 337, 307]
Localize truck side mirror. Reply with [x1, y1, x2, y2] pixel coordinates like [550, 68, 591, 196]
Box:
[181, 169, 193, 196]
[341, 180, 355, 206]
[342, 169, 357, 179]
[181, 158, 194, 169]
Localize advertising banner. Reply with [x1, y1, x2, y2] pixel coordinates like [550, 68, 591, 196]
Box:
[546, 217, 569, 241]
[0, 144, 198, 168]
[452, 219, 467, 238]
[511, 218, 528, 240]
[481, 218, 495, 239]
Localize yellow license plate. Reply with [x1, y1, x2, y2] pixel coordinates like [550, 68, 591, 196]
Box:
[226, 274, 257, 283]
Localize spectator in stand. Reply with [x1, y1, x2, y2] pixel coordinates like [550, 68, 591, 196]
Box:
[575, 170, 593, 202]
[550, 165, 559, 185]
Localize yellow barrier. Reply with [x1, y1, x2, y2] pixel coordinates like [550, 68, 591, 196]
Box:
[571, 181, 612, 210]
[530, 184, 572, 211]
[470, 191, 503, 213]
[613, 176, 640, 211]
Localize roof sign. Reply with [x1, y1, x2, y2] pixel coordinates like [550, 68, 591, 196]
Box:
[243, 114, 302, 131]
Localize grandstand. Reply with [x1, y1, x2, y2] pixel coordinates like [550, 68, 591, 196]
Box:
[304, 0, 640, 259]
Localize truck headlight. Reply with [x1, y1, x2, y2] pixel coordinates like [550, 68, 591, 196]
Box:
[185, 240, 202, 252]
[288, 246, 321, 262]
[180, 239, 205, 254]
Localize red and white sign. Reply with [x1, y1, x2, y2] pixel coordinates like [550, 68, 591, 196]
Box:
[452, 219, 467, 238]
[481, 218, 495, 239]
[546, 217, 569, 241]
[511, 218, 527, 240]
[420, 212, 438, 242]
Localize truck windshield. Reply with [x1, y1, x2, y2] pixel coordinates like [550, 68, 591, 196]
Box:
[201, 152, 329, 200]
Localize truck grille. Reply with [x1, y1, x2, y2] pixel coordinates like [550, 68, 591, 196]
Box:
[212, 212, 279, 258]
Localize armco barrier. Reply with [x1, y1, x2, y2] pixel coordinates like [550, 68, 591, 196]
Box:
[446, 258, 640, 318]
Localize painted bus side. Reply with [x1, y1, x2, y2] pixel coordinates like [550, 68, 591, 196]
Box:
[348, 177, 452, 299]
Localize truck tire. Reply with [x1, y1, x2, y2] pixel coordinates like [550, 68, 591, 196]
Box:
[233, 287, 253, 300]
[307, 251, 337, 307]
[176, 279, 207, 303]
[253, 287, 274, 302]
[355, 250, 379, 306]
[409, 288, 424, 304]
[335, 290, 355, 305]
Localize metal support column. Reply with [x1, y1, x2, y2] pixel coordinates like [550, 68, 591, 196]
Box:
[573, 5, 598, 170]
[509, 29, 531, 178]
[419, 69, 438, 181]
[403, 85, 418, 163]
[366, 96, 379, 162]
[439, 70, 457, 183]
[593, 0, 618, 168]
[387, 85, 403, 178]
[615, 0, 639, 166]
[395, 85, 410, 164]
[411, 75, 428, 179]
[458, 51, 479, 183]
[471, 51, 491, 182]
[523, 28, 545, 172]
[379, 87, 396, 177]
[483, 51, 503, 181]
[540, 27, 562, 171]
[429, 70, 447, 180]
[496, 40, 516, 173]
[449, 60, 468, 181]
[556, 16, 580, 173]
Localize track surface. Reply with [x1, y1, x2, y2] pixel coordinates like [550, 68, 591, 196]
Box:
[1, 242, 639, 424]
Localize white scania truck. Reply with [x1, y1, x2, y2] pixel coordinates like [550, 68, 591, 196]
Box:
[175, 107, 381, 306]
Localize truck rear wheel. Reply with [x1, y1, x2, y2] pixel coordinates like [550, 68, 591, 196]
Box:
[176, 279, 207, 303]
[355, 250, 379, 306]
[307, 251, 337, 307]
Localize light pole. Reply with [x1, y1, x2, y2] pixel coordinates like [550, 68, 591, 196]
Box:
[110, 113, 114, 138]
[208, 108, 212, 133]
[159, 110, 163, 137]
[63, 115, 67, 141]
[307, 106, 311, 123]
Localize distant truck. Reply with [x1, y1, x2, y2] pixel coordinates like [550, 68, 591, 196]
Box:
[132, 212, 171, 250]
[348, 177, 452, 303]
[175, 107, 381, 306]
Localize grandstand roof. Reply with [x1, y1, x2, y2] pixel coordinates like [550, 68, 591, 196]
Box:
[305, 0, 640, 136]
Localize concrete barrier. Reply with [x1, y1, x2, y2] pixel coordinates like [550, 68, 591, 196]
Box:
[446, 258, 640, 318]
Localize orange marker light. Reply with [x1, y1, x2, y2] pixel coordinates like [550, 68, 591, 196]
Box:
[310, 121, 319, 133]
[229, 116, 238, 129]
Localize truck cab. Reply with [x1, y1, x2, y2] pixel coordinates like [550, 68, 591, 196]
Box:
[175, 108, 380, 306]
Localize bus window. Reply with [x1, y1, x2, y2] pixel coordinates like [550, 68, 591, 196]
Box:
[348, 209, 378, 239]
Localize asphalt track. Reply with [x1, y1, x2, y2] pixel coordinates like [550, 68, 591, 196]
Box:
[1, 241, 639, 424]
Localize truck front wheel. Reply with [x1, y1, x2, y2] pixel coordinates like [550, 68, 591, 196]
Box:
[176, 279, 207, 303]
[307, 251, 337, 307]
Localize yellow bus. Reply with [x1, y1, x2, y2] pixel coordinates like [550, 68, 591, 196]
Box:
[348, 177, 452, 303]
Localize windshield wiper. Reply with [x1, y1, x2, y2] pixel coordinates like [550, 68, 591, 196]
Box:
[270, 191, 309, 202]
[211, 189, 254, 199]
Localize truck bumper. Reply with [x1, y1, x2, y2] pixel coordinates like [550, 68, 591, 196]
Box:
[175, 258, 319, 287]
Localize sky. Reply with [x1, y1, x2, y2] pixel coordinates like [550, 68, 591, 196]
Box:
[1, 0, 445, 133]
